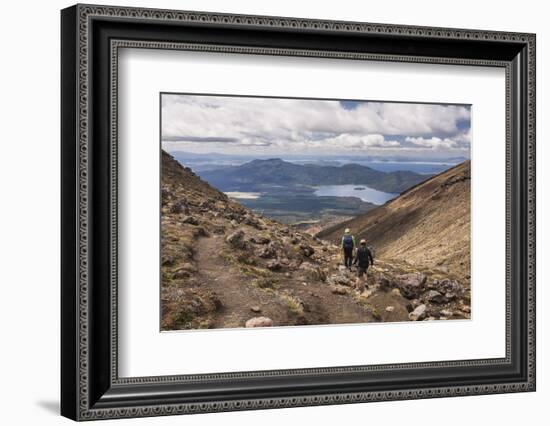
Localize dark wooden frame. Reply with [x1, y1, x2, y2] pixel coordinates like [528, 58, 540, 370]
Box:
[61, 4, 536, 421]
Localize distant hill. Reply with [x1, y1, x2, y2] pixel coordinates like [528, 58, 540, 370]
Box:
[199, 158, 430, 193]
[318, 161, 471, 279]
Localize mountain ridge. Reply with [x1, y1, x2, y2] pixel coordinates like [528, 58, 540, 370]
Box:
[198, 157, 430, 193]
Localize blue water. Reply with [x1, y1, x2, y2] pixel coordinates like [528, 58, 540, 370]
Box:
[314, 185, 398, 205]
[351, 161, 455, 175]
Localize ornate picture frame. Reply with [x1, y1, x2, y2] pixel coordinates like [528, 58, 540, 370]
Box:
[61, 4, 535, 421]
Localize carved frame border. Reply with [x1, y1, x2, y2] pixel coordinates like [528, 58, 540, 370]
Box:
[62, 3, 535, 420]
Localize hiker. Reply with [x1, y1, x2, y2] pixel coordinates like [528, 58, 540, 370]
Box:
[341, 228, 356, 270]
[354, 239, 374, 292]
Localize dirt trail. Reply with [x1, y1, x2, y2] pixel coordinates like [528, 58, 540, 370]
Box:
[195, 235, 295, 328]
[194, 235, 381, 328]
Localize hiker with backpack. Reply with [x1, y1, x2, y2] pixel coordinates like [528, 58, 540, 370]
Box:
[354, 239, 374, 292]
[341, 228, 356, 270]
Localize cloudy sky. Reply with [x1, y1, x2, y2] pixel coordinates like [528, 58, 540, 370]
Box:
[161, 94, 471, 159]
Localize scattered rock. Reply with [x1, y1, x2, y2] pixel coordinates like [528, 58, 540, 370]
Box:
[330, 285, 348, 295]
[243, 215, 261, 228]
[179, 263, 198, 273]
[280, 257, 290, 266]
[391, 288, 402, 296]
[172, 269, 190, 279]
[170, 200, 189, 215]
[226, 229, 246, 249]
[440, 309, 453, 317]
[266, 259, 282, 271]
[459, 304, 471, 313]
[182, 215, 199, 225]
[245, 316, 273, 328]
[193, 226, 208, 237]
[250, 235, 270, 245]
[377, 275, 392, 292]
[211, 225, 225, 235]
[253, 277, 275, 289]
[162, 255, 175, 266]
[300, 244, 315, 257]
[409, 304, 427, 321]
[423, 290, 446, 304]
[327, 270, 353, 287]
[362, 288, 376, 299]
[161, 188, 171, 205]
[428, 279, 464, 300]
[385, 306, 395, 312]
[299, 262, 326, 281]
[257, 243, 277, 259]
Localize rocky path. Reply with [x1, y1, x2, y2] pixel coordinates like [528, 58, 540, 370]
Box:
[194, 234, 381, 328]
[194, 235, 287, 328]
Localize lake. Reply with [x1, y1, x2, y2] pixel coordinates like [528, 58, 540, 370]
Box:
[313, 185, 398, 205]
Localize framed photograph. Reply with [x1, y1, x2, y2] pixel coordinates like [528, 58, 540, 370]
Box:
[61, 4, 536, 421]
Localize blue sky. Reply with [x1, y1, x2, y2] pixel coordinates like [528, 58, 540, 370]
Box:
[161, 94, 471, 160]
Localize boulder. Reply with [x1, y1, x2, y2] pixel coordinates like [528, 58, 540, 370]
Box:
[161, 188, 171, 205]
[395, 273, 427, 299]
[409, 304, 427, 321]
[299, 262, 326, 281]
[211, 225, 225, 235]
[179, 263, 198, 273]
[423, 290, 446, 304]
[300, 243, 315, 257]
[377, 275, 392, 292]
[172, 269, 190, 279]
[429, 279, 464, 299]
[249, 235, 270, 245]
[327, 270, 353, 287]
[170, 200, 189, 215]
[226, 229, 246, 249]
[161, 255, 175, 267]
[459, 304, 471, 313]
[245, 316, 273, 328]
[257, 243, 277, 259]
[391, 288, 402, 296]
[243, 215, 261, 229]
[181, 215, 199, 226]
[250, 306, 261, 313]
[330, 285, 348, 295]
[266, 259, 282, 271]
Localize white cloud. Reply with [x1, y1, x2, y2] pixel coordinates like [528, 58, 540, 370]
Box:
[161, 94, 471, 156]
[318, 133, 401, 149]
[405, 136, 458, 149]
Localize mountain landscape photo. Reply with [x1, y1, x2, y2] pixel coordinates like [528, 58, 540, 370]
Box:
[160, 94, 472, 330]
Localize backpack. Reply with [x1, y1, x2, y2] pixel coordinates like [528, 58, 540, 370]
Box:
[356, 246, 372, 267]
[342, 234, 354, 249]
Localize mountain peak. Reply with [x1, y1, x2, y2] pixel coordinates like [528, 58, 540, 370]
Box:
[250, 158, 285, 164]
